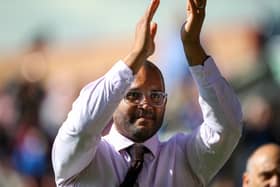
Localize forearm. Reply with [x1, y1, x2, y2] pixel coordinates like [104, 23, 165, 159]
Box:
[194, 58, 242, 131]
[123, 51, 147, 74]
[187, 57, 243, 185]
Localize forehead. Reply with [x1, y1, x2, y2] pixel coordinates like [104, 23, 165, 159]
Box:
[261, 157, 280, 170]
[130, 65, 164, 91]
[254, 150, 280, 173]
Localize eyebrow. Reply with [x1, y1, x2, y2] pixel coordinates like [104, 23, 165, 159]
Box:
[127, 88, 140, 91]
[259, 169, 280, 177]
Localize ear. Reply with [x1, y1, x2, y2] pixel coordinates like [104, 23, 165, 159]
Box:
[242, 173, 249, 187]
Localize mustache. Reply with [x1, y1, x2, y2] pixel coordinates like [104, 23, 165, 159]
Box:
[135, 109, 154, 120]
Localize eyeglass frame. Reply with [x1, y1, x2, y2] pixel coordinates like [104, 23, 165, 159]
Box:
[123, 90, 168, 107]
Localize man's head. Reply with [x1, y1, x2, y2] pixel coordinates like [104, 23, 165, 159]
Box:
[243, 143, 280, 187]
[113, 61, 167, 143]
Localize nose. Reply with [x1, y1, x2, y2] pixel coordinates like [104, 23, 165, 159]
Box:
[138, 96, 153, 109]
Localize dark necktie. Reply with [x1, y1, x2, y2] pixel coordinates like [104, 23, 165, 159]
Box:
[120, 144, 146, 187]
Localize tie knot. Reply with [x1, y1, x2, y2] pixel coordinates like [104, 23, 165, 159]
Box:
[131, 144, 146, 162]
[120, 144, 147, 187]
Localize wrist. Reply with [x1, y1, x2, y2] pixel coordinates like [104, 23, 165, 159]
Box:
[183, 43, 207, 66]
[123, 51, 147, 74]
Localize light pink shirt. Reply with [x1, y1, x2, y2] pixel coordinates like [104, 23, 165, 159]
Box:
[52, 57, 243, 187]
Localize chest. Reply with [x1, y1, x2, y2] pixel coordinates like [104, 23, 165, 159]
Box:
[74, 146, 201, 187]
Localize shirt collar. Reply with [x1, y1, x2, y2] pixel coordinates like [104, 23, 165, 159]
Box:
[103, 124, 159, 157]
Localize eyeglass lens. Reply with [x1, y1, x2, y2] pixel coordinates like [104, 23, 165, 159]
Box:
[125, 91, 166, 106]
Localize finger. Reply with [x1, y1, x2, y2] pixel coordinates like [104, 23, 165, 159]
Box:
[196, 0, 207, 8]
[194, 0, 203, 8]
[146, 0, 160, 21]
[187, 1, 191, 11]
[150, 22, 157, 40]
[188, 0, 196, 13]
[192, 0, 207, 9]
[186, 1, 192, 16]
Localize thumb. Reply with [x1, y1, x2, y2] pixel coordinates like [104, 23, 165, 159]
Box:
[150, 22, 157, 40]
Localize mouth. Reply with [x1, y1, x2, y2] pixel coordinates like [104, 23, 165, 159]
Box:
[136, 117, 153, 122]
[135, 115, 154, 124]
[134, 116, 154, 128]
[134, 114, 154, 127]
[134, 118, 153, 129]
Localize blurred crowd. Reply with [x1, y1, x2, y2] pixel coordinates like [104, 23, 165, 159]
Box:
[0, 12, 280, 187]
[0, 36, 78, 187]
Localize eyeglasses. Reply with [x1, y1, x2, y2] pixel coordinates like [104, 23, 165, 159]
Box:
[124, 90, 167, 107]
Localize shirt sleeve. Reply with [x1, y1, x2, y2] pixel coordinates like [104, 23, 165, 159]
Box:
[52, 60, 134, 185]
[186, 57, 243, 186]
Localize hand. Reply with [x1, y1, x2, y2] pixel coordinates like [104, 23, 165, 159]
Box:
[181, 0, 206, 44]
[133, 0, 159, 58]
[124, 0, 160, 74]
[181, 0, 208, 66]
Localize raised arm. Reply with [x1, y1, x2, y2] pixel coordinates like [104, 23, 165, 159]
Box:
[52, 0, 160, 185]
[180, 0, 243, 185]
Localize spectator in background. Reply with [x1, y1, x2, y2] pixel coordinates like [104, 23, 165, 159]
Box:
[242, 143, 280, 187]
[12, 81, 49, 187]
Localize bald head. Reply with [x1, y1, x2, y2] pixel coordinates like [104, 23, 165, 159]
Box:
[243, 143, 280, 187]
[137, 60, 165, 91]
[246, 144, 280, 172]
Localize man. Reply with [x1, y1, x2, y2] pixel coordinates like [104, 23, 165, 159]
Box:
[52, 0, 243, 186]
[243, 143, 280, 187]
